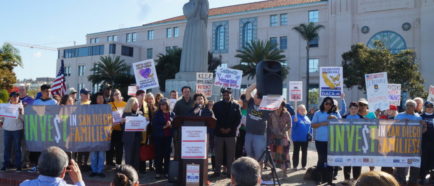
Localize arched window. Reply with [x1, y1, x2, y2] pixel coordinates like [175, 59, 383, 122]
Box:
[242, 22, 253, 47]
[367, 31, 407, 54]
[215, 25, 225, 50]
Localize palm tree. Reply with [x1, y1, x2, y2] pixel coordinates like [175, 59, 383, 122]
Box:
[293, 22, 324, 109]
[88, 56, 133, 90]
[0, 43, 22, 70]
[233, 40, 287, 80]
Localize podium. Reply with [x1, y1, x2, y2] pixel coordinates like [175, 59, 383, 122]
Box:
[172, 116, 216, 186]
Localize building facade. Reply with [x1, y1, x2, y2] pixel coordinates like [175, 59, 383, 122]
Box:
[57, 0, 434, 102]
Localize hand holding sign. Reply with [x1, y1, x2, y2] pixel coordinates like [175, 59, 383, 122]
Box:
[125, 116, 149, 132]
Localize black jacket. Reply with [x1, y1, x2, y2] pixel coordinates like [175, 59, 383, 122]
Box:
[213, 100, 241, 137]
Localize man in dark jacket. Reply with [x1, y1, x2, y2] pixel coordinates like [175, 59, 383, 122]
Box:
[212, 88, 241, 177]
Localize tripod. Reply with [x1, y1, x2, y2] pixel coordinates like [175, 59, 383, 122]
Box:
[258, 144, 281, 186]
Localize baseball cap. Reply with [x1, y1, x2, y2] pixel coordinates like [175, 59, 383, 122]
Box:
[220, 88, 232, 94]
[9, 92, 19, 97]
[424, 101, 434, 107]
[389, 104, 398, 111]
[80, 88, 90, 95]
[68, 88, 78, 94]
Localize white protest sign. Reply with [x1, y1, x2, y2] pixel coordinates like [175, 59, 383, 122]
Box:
[259, 95, 284, 111]
[169, 99, 177, 112]
[289, 81, 303, 102]
[427, 85, 434, 103]
[125, 116, 149, 132]
[186, 164, 200, 185]
[319, 67, 343, 98]
[365, 72, 389, 111]
[133, 59, 159, 90]
[0, 104, 20, 119]
[181, 126, 207, 159]
[127, 86, 137, 96]
[196, 73, 213, 97]
[214, 67, 243, 89]
[388, 84, 401, 106]
[112, 110, 123, 123]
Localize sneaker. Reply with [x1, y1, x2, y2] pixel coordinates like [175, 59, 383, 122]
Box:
[98, 173, 106, 178]
[89, 172, 97, 177]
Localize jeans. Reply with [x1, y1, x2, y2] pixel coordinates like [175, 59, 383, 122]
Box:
[3, 130, 23, 169]
[244, 133, 266, 161]
[153, 136, 172, 174]
[90, 151, 105, 173]
[293, 141, 308, 168]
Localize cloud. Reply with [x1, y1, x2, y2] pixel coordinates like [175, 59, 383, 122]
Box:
[33, 51, 43, 58]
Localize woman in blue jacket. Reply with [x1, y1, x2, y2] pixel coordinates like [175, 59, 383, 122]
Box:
[291, 104, 312, 170]
[152, 99, 175, 179]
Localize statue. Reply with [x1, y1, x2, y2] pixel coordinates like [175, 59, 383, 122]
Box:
[180, 0, 209, 73]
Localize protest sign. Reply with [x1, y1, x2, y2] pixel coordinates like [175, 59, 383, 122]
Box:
[125, 116, 149, 132]
[289, 81, 303, 102]
[388, 84, 401, 106]
[0, 103, 21, 119]
[319, 67, 343, 98]
[328, 119, 422, 167]
[196, 73, 213, 97]
[186, 164, 200, 185]
[259, 95, 284, 111]
[128, 86, 138, 96]
[214, 67, 243, 89]
[24, 105, 112, 152]
[181, 126, 207, 159]
[427, 85, 434, 102]
[365, 72, 389, 111]
[133, 59, 159, 90]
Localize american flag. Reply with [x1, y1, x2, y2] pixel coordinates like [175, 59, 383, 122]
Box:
[51, 60, 67, 96]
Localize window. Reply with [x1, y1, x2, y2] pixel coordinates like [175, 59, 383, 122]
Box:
[107, 35, 118, 42]
[65, 66, 71, 76]
[270, 15, 278, 27]
[90, 38, 99, 44]
[109, 44, 116, 54]
[242, 22, 253, 47]
[126, 33, 137, 42]
[121, 46, 134, 57]
[132, 33, 137, 42]
[147, 30, 154, 40]
[280, 14, 288, 26]
[78, 65, 85, 76]
[309, 10, 319, 23]
[270, 37, 278, 48]
[146, 48, 153, 59]
[308, 37, 319, 48]
[174, 27, 179, 37]
[309, 59, 319, 73]
[90, 45, 104, 55]
[215, 26, 225, 50]
[280, 36, 287, 50]
[77, 47, 89, 57]
[95, 38, 100, 43]
[77, 83, 84, 92]
[167, 28, 173, 38]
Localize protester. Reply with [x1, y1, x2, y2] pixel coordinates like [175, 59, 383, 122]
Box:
[393, 99, 423, 185]
[77, 89, 91, 171]
[30, 84, 57, 172]
[79, 88, 91, 105]
[235, 94, 248, 159]
[355, 171, 399, 186]
[107, 89, 126, 167]
[18, 86, 34, 106]
[231, 157, 261, 186]
[311, 97, 342, 184]
[244, 83, 269, 162]
[155, 93, 164, 107]
[268, 101, 292, 176]
[152, 99, 175, 179]
[342, 102, 362, 180]
[173, 86, 194, 116]
[20, 146, 84, 186]
[122, 97, 143, 171]
[135, 90, 150, 120]
[190, 93, 214, 117]
[53, 94, 62, 103]
[169, 90, 178, 100]
[307, 108, 316, 120]
[88, 93, 107, 177]
[292, 104, 312, 170]
[414, 97, 424, 114]
[212, 89, 241, 177]
[68, 88, 78, 102]
[420, 101, 434, 184]
[1, 92, 24, 172]
[135, 90, 152, 173]
[59, 95, 74, 105]
[112, 164, 139, 186]
[145, 93, 157, 114]
[357, 98, 376, 119]
[102, 84, 112, 103]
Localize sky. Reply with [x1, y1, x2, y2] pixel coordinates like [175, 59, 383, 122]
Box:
[0, 0, 260, 80]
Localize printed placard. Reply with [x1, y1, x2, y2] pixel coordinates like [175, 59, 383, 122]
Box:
[365, 72, 389, 111]
[259, 95, 284, 111]
[196, 73, 213, 97]
[319, 67, 343, 98]
[0, 103, 21, 119]
[289, 81, 303, 101]
[214, 67, 243, 89]
[133, 59, 159, 90]
[388, 84, 401, 106]
[181, 126, 207, 159]
[427, 85, 434, 103]
[186, 164, 200, 185]
[125, 116, 149, 132]
[128, 86, 138, 96]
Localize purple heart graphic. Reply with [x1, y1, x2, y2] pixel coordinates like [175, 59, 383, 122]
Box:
[139, 68, 151, 78]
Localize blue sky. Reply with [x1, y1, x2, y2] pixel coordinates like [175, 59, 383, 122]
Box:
[0, 0, 259, 80]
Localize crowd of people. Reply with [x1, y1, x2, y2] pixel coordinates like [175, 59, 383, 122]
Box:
[0, 82, 433, 186]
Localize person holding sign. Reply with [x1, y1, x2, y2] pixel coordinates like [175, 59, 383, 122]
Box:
[419, 101, 434, 183]
[107, 89, 126, 167]
[89, 93, 107, 178]
[152, 99, 175, 179]
[291, 104, 312, 170]
[122, 97, 143, 172]
[358, 98, 377, 119]
[311, 97, 341, 185]
[1, 92, 24, 172]
[342, 102, 363, 181]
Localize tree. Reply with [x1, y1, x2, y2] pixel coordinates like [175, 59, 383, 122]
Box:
[155, 48, 222, 92]
[88, 56, 134, 94]
[0, 43, 22, 89]
[293, 22, 324, 109]
[342, 41, 427, 98]
[233, 40, 287, 80]
[0, 89, 8, 103]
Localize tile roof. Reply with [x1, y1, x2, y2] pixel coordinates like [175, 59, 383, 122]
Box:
[144, 0, 323, 26]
